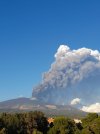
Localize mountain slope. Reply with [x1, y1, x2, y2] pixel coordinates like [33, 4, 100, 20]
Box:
[0, 97, 86, 117]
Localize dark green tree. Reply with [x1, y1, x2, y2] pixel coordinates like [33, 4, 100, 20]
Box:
[48, 117, 78, 134]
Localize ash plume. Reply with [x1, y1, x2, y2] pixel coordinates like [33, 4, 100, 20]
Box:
[32, 45, 100, 105]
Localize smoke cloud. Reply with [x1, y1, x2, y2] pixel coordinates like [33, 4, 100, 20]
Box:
[81, 103, 100, 113]
[70, 98, 81, 105]
[32, 45, 100, 105]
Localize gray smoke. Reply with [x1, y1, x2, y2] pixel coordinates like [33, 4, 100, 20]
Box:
[32, 45, 100, 105]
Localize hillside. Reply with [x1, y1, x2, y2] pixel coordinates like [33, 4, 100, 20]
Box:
[0, 97, 86, 117]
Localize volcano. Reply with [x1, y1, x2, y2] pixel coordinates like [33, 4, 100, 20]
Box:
[0, 97, 86, 117]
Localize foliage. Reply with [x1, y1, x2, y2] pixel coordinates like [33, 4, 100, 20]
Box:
[0, 112, 100, 134]
[48, 116, 78, 134]
[81, 113, 100, 134]
[0, 111, 48, 134]
[82, 113, 98, 127]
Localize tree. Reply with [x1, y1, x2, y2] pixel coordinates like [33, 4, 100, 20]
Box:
[48, 117, 78, 134]
[88, 117, 100, 134]
[82, 113, 98, 128]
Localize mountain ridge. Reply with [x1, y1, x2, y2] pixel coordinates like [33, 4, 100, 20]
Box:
[0, 97, 86, 117]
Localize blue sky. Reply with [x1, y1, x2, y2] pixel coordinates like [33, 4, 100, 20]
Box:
[0, 0, 100, 101]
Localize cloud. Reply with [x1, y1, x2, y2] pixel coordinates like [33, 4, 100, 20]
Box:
[32, 45, 100, 104]
[70, 98, 81, 105]
[81, 103, 100, 113]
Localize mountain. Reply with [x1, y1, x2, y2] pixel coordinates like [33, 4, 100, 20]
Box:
[0, 97, 86, 117]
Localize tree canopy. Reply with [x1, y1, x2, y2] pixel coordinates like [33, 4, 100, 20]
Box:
[0, 112, 100, 134]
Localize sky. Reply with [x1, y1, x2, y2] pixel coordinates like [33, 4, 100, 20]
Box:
[0, 0, 100, 101]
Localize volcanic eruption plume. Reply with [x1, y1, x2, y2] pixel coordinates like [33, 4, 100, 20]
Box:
[32, 45, 100, 105]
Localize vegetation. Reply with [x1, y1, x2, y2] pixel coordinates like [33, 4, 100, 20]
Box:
[0, 111, 100, 134]
[0, 111, 48, 134]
